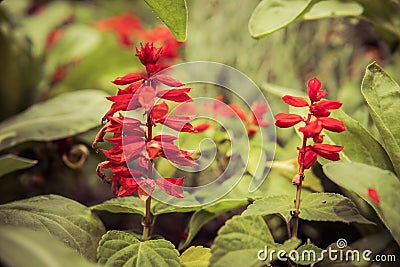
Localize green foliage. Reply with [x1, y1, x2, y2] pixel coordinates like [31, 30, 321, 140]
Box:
[144, 0, 187, 41]
[323, 162, 400, 246]
[248, 0, 363, 38]
[180, 246, 211, 267]
[243, 193, 373, 224]
[0, 226, 100, 267]
[0, 194, 106, 261]
[0, 154, 37, 177]
[97, 230, 180, 267]
[293, 243, 324, 265]
[210, 215, 300, 267]
[361, 62, 400, 175]
[0, 90, 109, 151]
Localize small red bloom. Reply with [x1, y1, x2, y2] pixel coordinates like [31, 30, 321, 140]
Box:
[318, 117, 346, 132]
[300, 147, 318, 169]
[229, 104, 248, 122]
[299, 120, 323, 138]
[367, 188, 380, 204]
[308, 77, 327, 103]
[275, 113, 304, 128]
[136, 42, 163, 67]
[154, 74, 183, 87]
[282, 95, 308, 107]
[193, 122, 210, 132]
[156, 88, 192, 102]
[112, 73, 144, 85]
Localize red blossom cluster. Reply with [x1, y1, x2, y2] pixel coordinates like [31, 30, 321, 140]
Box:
[93, 43, 197, 201]
[275, 78, 346, 183]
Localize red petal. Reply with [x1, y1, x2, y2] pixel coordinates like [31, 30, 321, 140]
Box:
[299, 120, 323, 138]
[138, 86, 155, 109]
[318, 117, 345, 132]
[155, 74, 183, 87]
[282, 95, 308, 107]
[368, 188, 380, 204]
[161, 115, 195, 132]
[123, 136, 145, 161]
[301, 149, 318, 169]
[274, 113, 303, 128]
[229, 104, 248, 122]
[155, 178, 185, 198]
[308, 77, 322, 103]
[136, 43, 163, 66]
[314, 100, 342, 110]
[156, 88, 192, 102]
[117, 178, 139, 197]
[194, 122, 210, 132]
[150, 102, 169, 122]
[312, 144, 343, 161]
[112, 73, 144, 85]
[153, 134, 178, 142]
[146, 140, 162, 160]
[162, 142, 198, 166]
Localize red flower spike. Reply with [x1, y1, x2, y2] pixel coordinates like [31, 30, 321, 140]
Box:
[312, 144, 343, 161]
[275, 113, 304, 128]
[308, 77, 322, 102]
[282, 95, 309, 107]
[368, 188, 380, 204]
[155, 178, 184, 198]
[156, 88, 192, 102]
[299, 120, 323, 138]
[318, 117, 345, 132]
[154, 74, 183, 87]
[112, 73, 144, 85]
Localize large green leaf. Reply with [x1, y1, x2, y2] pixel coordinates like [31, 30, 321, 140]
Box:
[180, 246, 211, 267]
[326, 109, 394, 171]
[0, 226, 100, 267]
[0, 194, 105, 261]
[210, 215, 300, 267]
[323, 162, 400, 246]
[243, 193, 373, 224]
[144, 0, 187, 41]
[248, 0, 363, 38]
[361, 63, 400, 175]
[97, 230, 180, 267]
[0, 154, 37, 177]
[179, 199, 250, 250]
[0, 90, 109, 151]
[293, 243, 324, 265]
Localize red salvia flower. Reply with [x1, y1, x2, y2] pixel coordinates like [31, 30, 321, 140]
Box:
[274, 77, 345, 176]
[94, 42, 197, 201]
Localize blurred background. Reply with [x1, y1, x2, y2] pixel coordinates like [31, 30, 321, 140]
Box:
[0, 0, 399, 250]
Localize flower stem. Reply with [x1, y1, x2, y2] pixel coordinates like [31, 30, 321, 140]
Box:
[142, 115, 154, 241]
[292, 132, 307, 238]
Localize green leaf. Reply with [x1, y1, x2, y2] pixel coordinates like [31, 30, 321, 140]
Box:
[144, 0, 187, 41]
[303, 1, 363, 20]
[326, 109, 394, 171]
[180, 246, 211, 267]
[301, 193, 373, 224]
[97, 230, 180, 267]
[242, 195, 293, 223]
[323, 162, 400, 246]
[361, 62, 400, 175]
[0, 154, 37, 177]
[210, 215, 275, 267]
[243, 193, 373, 224]
[0, 226, 100, 267]
[248, 0, 313, 38]
[179, 199, 249, 250]
[0, 194, 105, 261]
[0, 90, 109, 151]
[293, 244, 324, 265]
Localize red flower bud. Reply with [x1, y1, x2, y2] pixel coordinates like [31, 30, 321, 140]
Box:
[274, 113, 303, 128]
[282, 95, 308, 107]
[308, 77, 322, 102]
